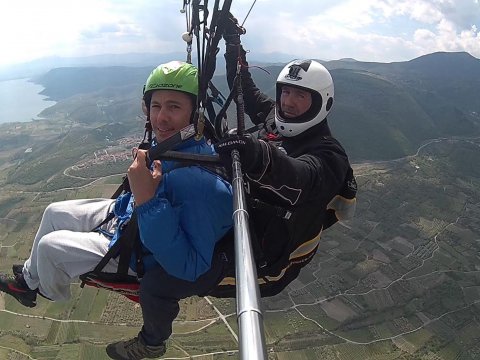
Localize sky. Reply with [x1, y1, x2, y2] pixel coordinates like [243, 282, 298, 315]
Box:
[0, 0, 479, 67]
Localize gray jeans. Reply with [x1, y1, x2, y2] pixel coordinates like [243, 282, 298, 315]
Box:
[23, 198, 124, 301]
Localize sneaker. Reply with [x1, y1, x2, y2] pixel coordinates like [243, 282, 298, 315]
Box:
[11, 266, 53, 302]
[0, 273, 37, 308]
[106, 336, 166, 360]
[12, 264, 23, 276]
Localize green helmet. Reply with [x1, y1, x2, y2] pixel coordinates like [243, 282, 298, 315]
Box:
[143, 61, 198, 99]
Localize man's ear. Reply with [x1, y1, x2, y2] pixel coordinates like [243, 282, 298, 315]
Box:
[142, 100, 148, 116]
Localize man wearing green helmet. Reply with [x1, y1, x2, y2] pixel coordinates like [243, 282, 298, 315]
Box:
[142, 60, 199, 140]
[0, 61, 233, 360]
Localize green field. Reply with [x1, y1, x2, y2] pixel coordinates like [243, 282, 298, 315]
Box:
[1, 115, 480, 359]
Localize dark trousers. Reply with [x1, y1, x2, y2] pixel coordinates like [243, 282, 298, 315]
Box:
[139, 252, 226, 345]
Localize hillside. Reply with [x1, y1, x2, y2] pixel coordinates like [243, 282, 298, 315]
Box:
[1, 119, 479, 359]
[0, 51, 479, 359]
[33, 66, 152, 101]
[32, 51, 480, 162]
[235, 51, 480, 160]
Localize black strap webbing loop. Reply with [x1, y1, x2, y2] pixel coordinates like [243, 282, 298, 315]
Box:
[116, 212, 139, 277]
[80, 212, 141, 288]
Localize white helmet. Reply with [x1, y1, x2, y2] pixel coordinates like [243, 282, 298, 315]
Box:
[275, 59, 334, 137]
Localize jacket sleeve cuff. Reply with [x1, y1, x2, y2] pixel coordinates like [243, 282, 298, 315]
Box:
[247, 140, 271, 181]
[134, 196, 164, 215]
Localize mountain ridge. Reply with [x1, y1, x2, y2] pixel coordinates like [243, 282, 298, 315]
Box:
[33, 51, 480, 162]
[1, 52, 480, 359]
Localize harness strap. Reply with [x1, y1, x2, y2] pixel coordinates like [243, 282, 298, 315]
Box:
[110, 181, 125, 200]
[117, 212, 139, 278]
[80, 212, 141, 288]
[214, 231, 322, 295]
[93, 211, 115, 230]
[133, 223, 145, 278]
[248, 198, 292, 220]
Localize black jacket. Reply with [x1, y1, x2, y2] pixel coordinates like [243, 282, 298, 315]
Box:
[213, 44, 356, 297]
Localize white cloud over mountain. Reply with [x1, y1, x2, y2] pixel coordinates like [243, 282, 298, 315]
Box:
[0, 0, 478, 66]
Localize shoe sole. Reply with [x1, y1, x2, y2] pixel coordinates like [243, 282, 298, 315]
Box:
[14, 295, 37, 308]
[0, 284, 36, 308]
[105, 342, 165, 360]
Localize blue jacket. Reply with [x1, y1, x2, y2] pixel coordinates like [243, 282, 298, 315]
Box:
[111, 137, 233, 282]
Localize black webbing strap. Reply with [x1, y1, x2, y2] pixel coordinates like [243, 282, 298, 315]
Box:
[248, 215, 267, 269]
[133, 231, 145, 278]
[248, 197, 292, 220]
[111, 180, 126, 200]
[206, 99, 220, 142]
[93, 211, 115, 230]
[80, 212, 141, 288]
[116, 212, 139, 277]
[214, 85, 235, 138]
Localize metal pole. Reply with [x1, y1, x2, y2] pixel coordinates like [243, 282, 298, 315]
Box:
[181, 1, 266, 354]
[231, 150, 267, 360]
[231, 59, 267, 360]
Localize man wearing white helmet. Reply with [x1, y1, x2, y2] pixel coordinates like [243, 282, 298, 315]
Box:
[213, 14, 357, 297]
[274, 59, 334, 137]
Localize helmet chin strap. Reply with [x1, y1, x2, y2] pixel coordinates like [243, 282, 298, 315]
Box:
[141, 121, 153, 148]
[141, 99, 152, 145]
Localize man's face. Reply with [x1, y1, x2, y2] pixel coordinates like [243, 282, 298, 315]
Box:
[280, 85, 312, 118]
[149, 90, 193, 142]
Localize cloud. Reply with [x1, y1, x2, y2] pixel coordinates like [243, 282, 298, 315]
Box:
[80, 22, 143, 41]
[405, 1, 480, 55]
[236, 0, 480, 61]
[436, 0, 480, 29]
[0, 0, 479, 67]
[416, 18, 480, 54]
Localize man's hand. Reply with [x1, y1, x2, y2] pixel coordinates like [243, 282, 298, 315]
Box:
[214, 134, 264, 173]
[127, 149, 162, 206]
[223, 12, 245, 45]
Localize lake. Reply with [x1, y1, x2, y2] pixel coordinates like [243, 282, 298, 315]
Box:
[0, 78, 56, 124]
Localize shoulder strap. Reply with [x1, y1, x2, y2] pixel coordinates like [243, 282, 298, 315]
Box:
[165, 161, 230, 182]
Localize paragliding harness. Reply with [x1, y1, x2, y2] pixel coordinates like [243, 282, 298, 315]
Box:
[79, 135, 231, 303]
[210, 165, 357, 298]
[79, 150, 230, 303]
[79, 212, 143, 302]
